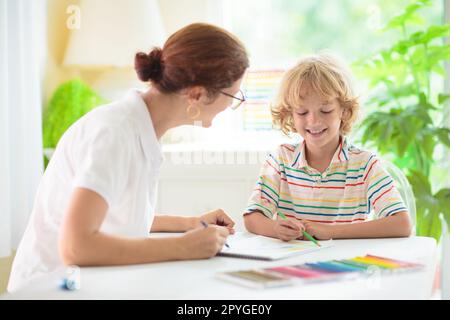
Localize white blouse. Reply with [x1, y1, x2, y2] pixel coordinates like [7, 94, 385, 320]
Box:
[8, 89, 163, 292]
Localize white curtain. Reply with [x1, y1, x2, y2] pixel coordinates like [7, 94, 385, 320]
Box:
[0, 0, 46, 257]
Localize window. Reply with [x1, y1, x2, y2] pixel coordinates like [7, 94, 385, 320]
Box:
[163, 0, 444, 147]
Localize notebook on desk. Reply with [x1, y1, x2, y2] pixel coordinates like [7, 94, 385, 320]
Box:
[218, 232, 333, 261]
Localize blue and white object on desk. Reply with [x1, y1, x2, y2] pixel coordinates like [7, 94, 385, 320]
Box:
[61, 265, 81, 291]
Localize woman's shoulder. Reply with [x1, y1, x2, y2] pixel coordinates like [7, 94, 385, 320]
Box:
[58, 103, 134, 153]
[73, 93, 141, 133]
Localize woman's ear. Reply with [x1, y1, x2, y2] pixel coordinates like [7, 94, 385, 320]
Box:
[184, 86, 206, 105]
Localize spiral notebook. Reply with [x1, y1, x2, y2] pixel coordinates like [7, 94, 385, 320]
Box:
[218, 232, 333, 261]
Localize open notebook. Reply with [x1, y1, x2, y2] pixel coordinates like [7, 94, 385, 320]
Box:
[218, 232, 333, 261]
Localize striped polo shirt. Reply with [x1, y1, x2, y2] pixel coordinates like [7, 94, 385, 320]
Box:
[245, 137, 407, 223]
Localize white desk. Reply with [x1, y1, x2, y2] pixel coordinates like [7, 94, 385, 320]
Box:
[1, 235, 437, 300]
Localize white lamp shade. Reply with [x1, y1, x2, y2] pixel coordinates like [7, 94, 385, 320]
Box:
[63, 0, 166, 68]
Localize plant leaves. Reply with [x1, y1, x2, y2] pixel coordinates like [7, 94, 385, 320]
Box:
[434, 127, 450, 147]
[408, 170, 444, 240]
[384, 0, 431, 31]
[408, 170, 432, 196]
[438, 94, 450, 105]
[435, 188, 450, 226]
[354, 0, 448, 241]
[413, 25, 450, 45]
[43, 79, 107, 149]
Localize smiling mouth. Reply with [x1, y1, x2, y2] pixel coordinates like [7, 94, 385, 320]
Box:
[306, 128, 327, 136]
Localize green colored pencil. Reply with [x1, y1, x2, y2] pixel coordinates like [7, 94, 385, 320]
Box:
[277, 211, 288, 220]
[301, 230, 321, 247]
[277, 211, 321, 247]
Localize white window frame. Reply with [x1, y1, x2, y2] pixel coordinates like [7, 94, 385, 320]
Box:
[445, 0, 449, 113]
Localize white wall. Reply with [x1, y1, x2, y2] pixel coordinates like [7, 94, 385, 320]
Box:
[156, 149, 269, 232]
[445, 0, 450, 123]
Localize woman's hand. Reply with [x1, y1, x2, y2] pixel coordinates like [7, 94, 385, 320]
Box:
[273, 218, 305, 242]
[303, 221, 334, 240]
[179, 225, 230, 259]
[198, 209, 236, 234]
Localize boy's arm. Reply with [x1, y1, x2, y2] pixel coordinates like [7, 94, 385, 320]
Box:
[244, 211, 305, 240]
[244, 211, 278, 237]
[304, 211, 412, 239]
[244, 149, 284, 233]
[333, 211, 411, 238]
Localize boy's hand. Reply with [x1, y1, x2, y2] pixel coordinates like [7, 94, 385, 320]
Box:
[273, 218, 305, 242]
[198, 209, 236, 234]
[303, 221, 334, 240]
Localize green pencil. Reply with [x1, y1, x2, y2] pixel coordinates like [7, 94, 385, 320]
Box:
[277, 211, 321, 247]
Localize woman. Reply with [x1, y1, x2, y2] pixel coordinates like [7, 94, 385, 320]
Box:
[8, 23, 249, 292]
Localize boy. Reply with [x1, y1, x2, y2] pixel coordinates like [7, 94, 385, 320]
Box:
[244, 54, 411, 241]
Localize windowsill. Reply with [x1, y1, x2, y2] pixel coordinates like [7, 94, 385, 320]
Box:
[161, 129, 299, 153]
[162, 140, 285, 153]
[44, 132, 300, 158]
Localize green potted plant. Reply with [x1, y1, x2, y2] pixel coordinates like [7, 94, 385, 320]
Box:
[42, 79, 107, 167]
[354, 0, 450, 241]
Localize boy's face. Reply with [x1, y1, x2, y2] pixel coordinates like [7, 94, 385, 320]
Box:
[292, 85, 344, 150]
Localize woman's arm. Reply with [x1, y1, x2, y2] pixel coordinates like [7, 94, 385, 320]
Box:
[59, 188, 230, 266]
[151, 209, 236, 233]
[304, 211, 412, 240]
[151, 215, 199, 232]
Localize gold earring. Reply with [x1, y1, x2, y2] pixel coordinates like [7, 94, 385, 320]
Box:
[186, 105, 201, 119]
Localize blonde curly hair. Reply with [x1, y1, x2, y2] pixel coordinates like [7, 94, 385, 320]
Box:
[271, 53, 359, 136]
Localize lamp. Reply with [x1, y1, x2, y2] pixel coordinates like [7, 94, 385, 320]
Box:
[63, 0, 166, 99]
[64, 0, 165, 67]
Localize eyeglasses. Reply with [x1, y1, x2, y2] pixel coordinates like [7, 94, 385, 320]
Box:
[220, 89, 246, 110]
